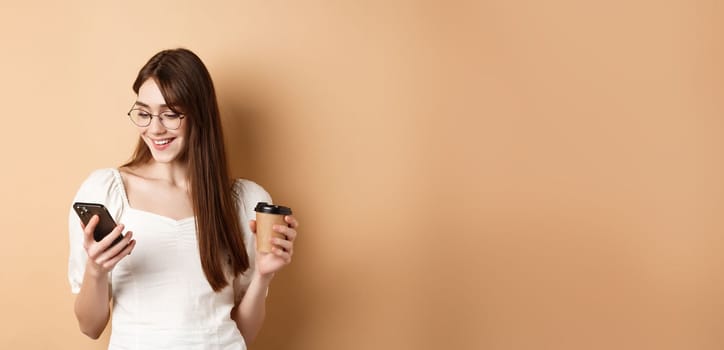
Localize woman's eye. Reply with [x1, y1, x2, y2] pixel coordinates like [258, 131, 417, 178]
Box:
[137, 111, 151, 118]
[162, 113, 180, 119]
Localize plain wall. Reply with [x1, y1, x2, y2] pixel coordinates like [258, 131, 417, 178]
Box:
[0, 1, 722, 349]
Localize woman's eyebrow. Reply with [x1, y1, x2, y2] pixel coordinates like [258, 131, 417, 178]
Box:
[134, 101, 169, 108]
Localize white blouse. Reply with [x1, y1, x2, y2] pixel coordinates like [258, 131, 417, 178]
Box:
[68, 168, 271, 350]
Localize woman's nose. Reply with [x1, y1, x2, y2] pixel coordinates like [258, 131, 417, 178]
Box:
[147, 116, 166, 133]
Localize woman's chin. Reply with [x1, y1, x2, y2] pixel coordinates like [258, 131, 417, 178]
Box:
[149, 150, 181, 164]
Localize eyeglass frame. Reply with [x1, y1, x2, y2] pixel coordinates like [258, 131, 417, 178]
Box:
[126, 106, 186, 130]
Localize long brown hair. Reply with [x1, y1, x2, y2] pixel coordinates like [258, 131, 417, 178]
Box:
[123, 48, 248, 291]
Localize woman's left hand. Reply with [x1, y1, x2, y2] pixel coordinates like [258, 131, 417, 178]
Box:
[249, 215, 298, 278]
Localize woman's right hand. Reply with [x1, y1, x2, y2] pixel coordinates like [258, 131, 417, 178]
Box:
[81, 215, 136, 276]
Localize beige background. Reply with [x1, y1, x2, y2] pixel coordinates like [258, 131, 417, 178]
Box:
[1, 1, 722, 349]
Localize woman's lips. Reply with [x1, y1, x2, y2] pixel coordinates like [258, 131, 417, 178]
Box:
[151, 137, 175, 150]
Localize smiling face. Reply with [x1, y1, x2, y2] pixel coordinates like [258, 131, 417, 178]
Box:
[134, 78, 188, 164]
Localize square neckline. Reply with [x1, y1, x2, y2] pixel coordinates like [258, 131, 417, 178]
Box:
[111, 168, 195, 224]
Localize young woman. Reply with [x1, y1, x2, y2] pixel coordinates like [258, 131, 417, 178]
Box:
[68, 48, 298, 349]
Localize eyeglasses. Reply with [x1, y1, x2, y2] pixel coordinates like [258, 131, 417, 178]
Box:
[127, 108, 185, 130]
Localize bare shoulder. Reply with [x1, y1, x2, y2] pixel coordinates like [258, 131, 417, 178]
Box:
[117, 165, 156, 194]
[118, 165, 157, 186]
[118, 165, 143, 180]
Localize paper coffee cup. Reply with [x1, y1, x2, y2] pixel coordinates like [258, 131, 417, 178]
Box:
[254, 202, 293, 253]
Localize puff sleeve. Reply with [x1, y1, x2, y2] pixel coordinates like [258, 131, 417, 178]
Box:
[231, 179, 273, 304]
[68, 168, 126, 294]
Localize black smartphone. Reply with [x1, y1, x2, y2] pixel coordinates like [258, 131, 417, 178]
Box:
[73, 202, 124, 247]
